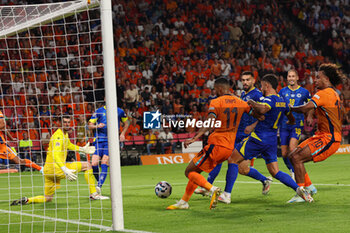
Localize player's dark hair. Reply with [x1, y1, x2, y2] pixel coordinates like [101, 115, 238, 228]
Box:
[319, 63, 344, 87]
[261, 74, 278, 90]
[62, 115, 71, 120]
[214, 77, 230, 86]
[241, 71, 254, 77]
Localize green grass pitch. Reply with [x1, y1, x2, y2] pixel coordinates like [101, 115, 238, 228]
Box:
[0, 154, 350, 233]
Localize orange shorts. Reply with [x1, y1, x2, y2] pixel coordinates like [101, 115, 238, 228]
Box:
[0, 145, 16, 160]
[192, 144, 232, 173]
[298, 133, 340, 162]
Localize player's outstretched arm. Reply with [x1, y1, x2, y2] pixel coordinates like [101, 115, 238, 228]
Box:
[247, 100, 270, 115]
[184, 114, 215, 148]
[290, 101, 315, 114]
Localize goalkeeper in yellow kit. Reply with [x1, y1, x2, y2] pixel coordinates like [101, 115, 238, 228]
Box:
[11, 116, 109, 205]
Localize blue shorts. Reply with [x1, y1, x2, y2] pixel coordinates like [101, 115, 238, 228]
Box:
[93, 141, 109, 157]
[235, 132, 249, 147]
[236, 137, 277, 164]
[280, 126, 302, 146]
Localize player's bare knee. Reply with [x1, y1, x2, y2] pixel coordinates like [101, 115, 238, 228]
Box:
[238, 163, 249, 175]
[290, 152, 301, 165]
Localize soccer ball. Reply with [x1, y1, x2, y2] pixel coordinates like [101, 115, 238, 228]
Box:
[155, 181, 172, 198]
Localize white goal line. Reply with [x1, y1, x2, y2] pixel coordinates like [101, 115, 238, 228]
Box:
[0, 209, 152, 233]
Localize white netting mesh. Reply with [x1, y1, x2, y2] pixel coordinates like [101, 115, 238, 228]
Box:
[0, 1, 113, 232]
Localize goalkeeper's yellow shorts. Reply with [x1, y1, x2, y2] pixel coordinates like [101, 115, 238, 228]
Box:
[44, 162, 82, 196]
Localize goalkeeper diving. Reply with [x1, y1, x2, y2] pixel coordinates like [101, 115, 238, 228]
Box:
[11, 115, 109, 206]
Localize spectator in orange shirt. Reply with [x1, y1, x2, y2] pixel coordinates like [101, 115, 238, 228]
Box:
[189, 85, 201, 99]
[185, 64, 196, 89]
[211, 58, 222, 77]
[126, 118, 141, 138]
[173, 98, 183, 114]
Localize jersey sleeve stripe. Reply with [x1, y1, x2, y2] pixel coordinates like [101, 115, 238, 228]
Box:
[208, 112, 217, 118]
[310, 99, 317, 108]
[262, 103, 271, 109]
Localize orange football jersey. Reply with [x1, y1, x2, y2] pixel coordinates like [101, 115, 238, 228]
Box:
[207, 94, 250, 150]
[311, 88, 342, 142]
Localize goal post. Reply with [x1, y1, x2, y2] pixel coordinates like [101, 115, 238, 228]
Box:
[0, 0, 124, 232]
[100, 0, 124, 231]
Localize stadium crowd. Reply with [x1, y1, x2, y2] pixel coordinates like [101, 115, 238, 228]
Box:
[0, 0, 349, 161]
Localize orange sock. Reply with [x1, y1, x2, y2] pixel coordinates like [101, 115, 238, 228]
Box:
[188, 172, 213, 191]
[250, 158, 255, 167]
[181, 180, 197, 202]
[304, 173, 312, 187]
[24, 159, 41, 171]
[297, 183, 305, 187]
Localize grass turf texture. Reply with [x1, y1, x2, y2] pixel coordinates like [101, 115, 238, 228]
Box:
[0, 155, 349, 233]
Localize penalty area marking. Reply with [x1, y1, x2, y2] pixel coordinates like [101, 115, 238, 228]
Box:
[0, 209, 152, 233]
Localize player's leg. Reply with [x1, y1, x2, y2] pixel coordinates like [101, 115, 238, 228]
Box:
[238, 159, 272, 195]
[194, 162, 222, 196]
[12, 175, 58, 205]
[91, 154, 100, 181]
[289, 146, 312, 185]
[289, 136, 316, 194]
[167, 145, 224, 210]
[97, 154, 109, 189]
[91, 141, 101, 181]
[70, 161, 109, 200]
[10, 147, 42, 172]
[265, 161, 298, 191]
[167, 160, 204, 210]
[280, 128, 294, 175]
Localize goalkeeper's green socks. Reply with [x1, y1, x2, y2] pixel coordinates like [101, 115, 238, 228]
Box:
[84, 169, 97, 194]
[28, 196, 46, 204]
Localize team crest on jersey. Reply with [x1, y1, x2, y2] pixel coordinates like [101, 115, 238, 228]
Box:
[56, 142, 60, 147]
[297, 93, 302, 98]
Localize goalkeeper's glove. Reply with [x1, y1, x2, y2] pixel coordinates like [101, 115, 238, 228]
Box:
[61, 166, 77, 181]
[79, 142, 96, 154]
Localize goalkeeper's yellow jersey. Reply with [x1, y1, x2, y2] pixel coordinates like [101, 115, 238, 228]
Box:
[44, 128, 79, 175]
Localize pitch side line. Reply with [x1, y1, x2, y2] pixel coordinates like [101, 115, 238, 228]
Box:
[125, 180, 350, 188]
[0, 209, 152, 233]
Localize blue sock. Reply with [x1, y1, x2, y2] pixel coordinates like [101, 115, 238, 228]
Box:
[92, 165, 99, 182]
[98, 164, 109, 188]
[247, 167, 267, 183]
[224, 163, 239, 194]
[274, 171, 299, 191]
[208, 163, 222, 184]
[283, 157, 294, 172]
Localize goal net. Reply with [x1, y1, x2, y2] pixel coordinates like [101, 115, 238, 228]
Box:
[0, 1, 117, 232]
